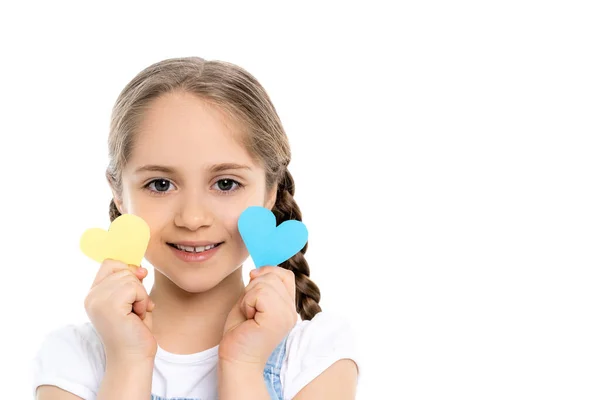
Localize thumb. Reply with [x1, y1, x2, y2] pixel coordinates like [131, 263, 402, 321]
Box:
[135, 266, 148, 281]
[223, 291, 247, 336]
[142, 305, 153, 331]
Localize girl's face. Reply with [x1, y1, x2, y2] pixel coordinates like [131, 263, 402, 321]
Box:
[114, 91, 276, 292]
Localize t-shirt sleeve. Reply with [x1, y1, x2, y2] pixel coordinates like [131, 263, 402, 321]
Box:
[30, 324, 104, 400]
[281, 311, 361, 399]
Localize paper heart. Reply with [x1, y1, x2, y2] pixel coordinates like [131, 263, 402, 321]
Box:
[238, 206, 308, 268]
[80, 214, 150, 266]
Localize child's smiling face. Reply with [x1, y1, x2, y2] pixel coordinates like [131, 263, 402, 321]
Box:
[113, 90, 276, 291]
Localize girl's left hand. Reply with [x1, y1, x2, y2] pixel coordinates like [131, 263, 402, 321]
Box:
[219, 266, 298, 369]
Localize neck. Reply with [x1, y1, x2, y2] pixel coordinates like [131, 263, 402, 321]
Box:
[148, 267, 245, 355]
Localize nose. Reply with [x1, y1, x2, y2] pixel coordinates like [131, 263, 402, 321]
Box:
[173, 192, 214, 231]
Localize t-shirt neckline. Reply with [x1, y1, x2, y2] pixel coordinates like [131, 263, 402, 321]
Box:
[155, 343, 219, 364]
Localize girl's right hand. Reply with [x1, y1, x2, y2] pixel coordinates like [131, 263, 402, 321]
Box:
[84, 259, 157, 363]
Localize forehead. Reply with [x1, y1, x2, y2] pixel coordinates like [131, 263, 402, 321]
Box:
[127, 91, 256, 169]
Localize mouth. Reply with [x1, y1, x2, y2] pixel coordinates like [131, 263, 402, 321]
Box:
[167, 242, 224, 254]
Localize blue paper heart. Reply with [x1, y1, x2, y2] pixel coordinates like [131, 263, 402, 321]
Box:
[238, 206, 308, 268]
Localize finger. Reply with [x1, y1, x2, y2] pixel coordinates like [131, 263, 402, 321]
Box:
[250, 266, 296, 301]
[110, 273, 153, 320]
[132, 295, 150, 319]
[91, 259, 140, 289]
[135, 267, 149, 281]
[245, 273, 293, 305]
[242, 294, 256, 321]
[133, 293, 155, 318]
[115, 265, 147, 281]
[141, 304, 153, 331]
[241, 283, 283, 323]
[125, 277, 153, 320]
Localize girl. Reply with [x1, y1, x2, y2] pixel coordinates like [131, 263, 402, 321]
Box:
[31, 56, 360, 399]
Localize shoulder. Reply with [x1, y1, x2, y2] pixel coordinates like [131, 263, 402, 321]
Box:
[35, 322, 106, 366]
[30, 322, 106, 399]
[281, 311, 361, 399]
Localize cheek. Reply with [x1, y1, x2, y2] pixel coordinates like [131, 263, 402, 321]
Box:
[124, 200, 172, 243]
[211, 204, 244, 239]
[208, 197, 262, 244]
[146, 215, 171, 247]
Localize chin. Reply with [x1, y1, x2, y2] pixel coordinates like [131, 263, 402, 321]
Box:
[164, 267, 223, 292]
[174, 278, 219, 294]
[166, 263, 242, 293]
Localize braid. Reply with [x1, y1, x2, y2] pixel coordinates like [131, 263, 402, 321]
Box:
[109, 198, 122, 223]
[108, 169, 321, 320]
[273, 168, 322, 320]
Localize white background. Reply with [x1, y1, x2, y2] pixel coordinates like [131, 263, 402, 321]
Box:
[1, 1, 599, 398]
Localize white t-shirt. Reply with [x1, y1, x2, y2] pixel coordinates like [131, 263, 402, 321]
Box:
[30, 311, 360, 399]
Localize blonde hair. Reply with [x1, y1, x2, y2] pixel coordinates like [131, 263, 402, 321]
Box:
[105, 56, 321, 320]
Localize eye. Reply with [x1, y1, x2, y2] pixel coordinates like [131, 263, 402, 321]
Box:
[145, 179, 175, 193]
[213, 178, 242, 193]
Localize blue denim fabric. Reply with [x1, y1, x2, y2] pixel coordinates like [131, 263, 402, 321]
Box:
[150, 397, 199, 400]
[263, 335, 288, 399]
[150, 335, 288, 400]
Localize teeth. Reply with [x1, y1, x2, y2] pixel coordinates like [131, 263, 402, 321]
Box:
[174, 243, 217, 253]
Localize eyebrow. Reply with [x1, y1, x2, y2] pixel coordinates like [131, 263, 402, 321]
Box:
[134, 163, 252, 175]
[209, 163, 252, 173]
[134, 165, 177, 175]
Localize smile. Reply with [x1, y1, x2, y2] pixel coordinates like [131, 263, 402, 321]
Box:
[167, 242, 223, 253]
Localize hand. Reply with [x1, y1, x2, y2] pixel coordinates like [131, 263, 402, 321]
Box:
[220, 266, 298, 369]
[84, 259, 157, 364]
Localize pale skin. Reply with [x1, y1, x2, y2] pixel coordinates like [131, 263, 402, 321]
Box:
[37, 91, 357, 399]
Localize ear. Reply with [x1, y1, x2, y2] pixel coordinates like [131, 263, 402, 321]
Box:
[265, 185, 278, 211]
[113, 194, 125, 214]
[106, 173, 125, 214]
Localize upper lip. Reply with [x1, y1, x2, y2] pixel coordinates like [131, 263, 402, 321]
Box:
[169, 241, 222, 247]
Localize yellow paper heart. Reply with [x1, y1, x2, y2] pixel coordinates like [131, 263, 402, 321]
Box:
[80, 214, 150, 266]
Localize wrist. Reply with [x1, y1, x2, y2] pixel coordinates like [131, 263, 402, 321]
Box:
[106, 353, 155, 374]
[218, 359, 269, 399]
[218, 358, 265, 380]
[98, 357, 154, 400]
[106, 346, 156, 362]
